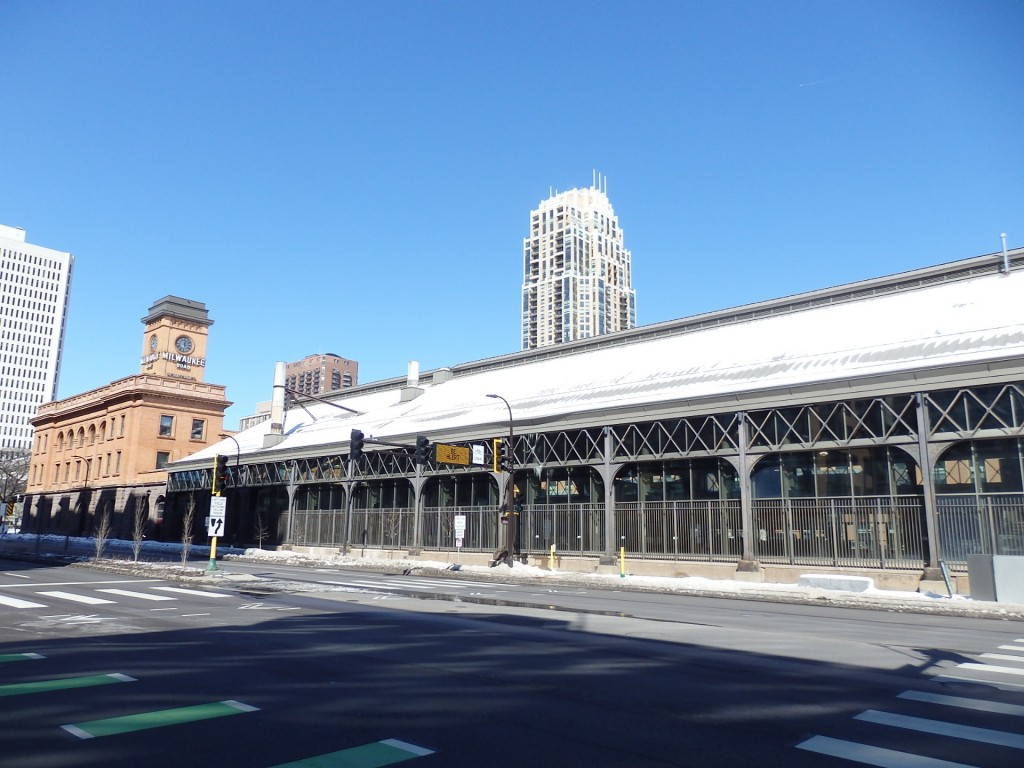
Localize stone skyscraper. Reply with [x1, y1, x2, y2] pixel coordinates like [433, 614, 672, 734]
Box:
[521, 176, 636, 350]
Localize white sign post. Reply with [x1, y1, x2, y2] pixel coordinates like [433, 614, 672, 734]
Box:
[454, 514, 466, 562]
[208, 496, 227, 537]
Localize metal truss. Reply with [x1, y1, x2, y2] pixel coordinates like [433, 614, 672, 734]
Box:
[745, 395, 919, 452]
[611, 415, 739, 460]
[926, 383, 1024, 438]
[167, 383, 1024, 492]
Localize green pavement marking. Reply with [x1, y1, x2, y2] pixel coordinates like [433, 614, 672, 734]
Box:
[61, 699, 258, 739]
[269, 738, 435, 767]
[0, 672, 133, 698]
[0, 652, 45, 663]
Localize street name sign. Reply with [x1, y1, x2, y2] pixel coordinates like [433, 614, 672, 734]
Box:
[435, 443, 471, 466]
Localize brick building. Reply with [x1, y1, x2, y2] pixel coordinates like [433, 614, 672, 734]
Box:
[24, 296, 231, 538]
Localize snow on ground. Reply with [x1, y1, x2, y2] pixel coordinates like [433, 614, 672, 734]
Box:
[5, 533, 1022, 617]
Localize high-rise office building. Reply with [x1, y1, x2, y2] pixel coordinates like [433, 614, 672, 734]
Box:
[521, 177, 636, 350]
[0, 225, 74, 450]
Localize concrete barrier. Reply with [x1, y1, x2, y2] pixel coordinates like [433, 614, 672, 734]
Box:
[798, 574, 875, 593]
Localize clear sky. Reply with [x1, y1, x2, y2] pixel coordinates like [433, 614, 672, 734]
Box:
[3, 1, 1022, 430]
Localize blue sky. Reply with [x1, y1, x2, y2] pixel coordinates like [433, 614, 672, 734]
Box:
[3, 1, 1022, 430]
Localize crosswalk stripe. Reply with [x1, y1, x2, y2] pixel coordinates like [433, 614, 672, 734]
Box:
[958, 662, 1024, 677]
[38, 591, 115, 605]
[0, 673, 135, 698]
[898, 690, 1024, 717]
[0, 653, 45, 663]
[0, 595, 47, 609]
[96, 589, 175, 601]
[796, 735, 977, 767]
[62, 699, 258, 739]
[980, 652, 1024, 663]
[934, 674, 1024, 692]
[998, 645, 1024, 652]
[153, 586, 229, 598]
[856, 709, 1024, 749]
[268, 737, 434, 767]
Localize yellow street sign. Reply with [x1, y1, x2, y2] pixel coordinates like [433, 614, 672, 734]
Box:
[434, 443, 471, 466]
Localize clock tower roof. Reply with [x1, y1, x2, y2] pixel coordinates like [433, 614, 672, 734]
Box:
[142, 296, 213, 327]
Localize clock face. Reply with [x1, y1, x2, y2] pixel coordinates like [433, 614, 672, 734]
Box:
[175, 335, 194, 354]
[149, 334, 158, 352]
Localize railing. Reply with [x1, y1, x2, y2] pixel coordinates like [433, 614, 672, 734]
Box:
[421, 506, 500, 552]
[289, 507, 415, 550]
[936, 494, 1024, 567]
[287, 494, 952, 572]
[615, 500, 742, 561]
[752, 496, 925, 569]
[519, 503, 605, 555]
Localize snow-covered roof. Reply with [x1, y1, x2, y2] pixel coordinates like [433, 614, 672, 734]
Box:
[182, 256, 1024, 466]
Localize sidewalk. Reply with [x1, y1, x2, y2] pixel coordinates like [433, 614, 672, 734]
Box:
[5, 533, 1024, 620]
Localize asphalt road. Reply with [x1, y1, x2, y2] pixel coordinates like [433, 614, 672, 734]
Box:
[1, 557, 1022, 767]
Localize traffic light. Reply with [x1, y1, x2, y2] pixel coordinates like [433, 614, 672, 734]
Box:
[492, 437, 507, 473]
[213, 454, 229, 495]
[415, 435, 431, 465]
[350, 429, 365, 463]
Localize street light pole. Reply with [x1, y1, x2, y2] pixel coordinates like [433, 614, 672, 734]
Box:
[486, 393, 516, 565]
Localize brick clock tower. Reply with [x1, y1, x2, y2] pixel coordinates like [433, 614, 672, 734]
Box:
[140, 296, 212, 381]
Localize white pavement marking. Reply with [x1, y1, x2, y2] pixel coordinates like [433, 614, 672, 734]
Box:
[898, 690, 1024, 717]
[998, 645, 1024, 652]
[379, 738, 435, 756]
[796, 735, 977, 767]
[3, 572, 30, 579]
[153, 586, 229, 598]
[934, 674, 1024, 692]
[979, 652, 1024, 663]
[958, 662, 1024, 677]
[0, 594, 47, 609]
[38, 591, 115, 605]
[855, 709, 1024, 749]
[97, 589, 175, 601]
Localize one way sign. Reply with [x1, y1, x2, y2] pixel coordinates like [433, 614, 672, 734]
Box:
[208, 496, 227, 537]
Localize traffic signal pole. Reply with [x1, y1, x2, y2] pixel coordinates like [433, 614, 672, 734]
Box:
[487, 394, 516, 567]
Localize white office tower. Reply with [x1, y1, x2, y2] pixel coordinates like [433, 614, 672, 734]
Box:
[0, 225, 74, 450]
[521, 176, 637, 350]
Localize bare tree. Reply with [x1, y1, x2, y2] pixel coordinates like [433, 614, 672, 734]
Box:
[131, 496, 148, 562]
[93, 505, 112, 561]
[180, 493, 196, 566]
[254, 512, 269, 550]
[0, 450, 30, 504]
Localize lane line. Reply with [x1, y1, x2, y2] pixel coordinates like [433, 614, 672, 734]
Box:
[97, 589, 175, 602]
[0, 595, 46, 609]
[268, 738, 435, 767]
[796, 735, 976, 767]
[3, 572, 31, 579]
[61, 699, 258, 739]
[856, 709, 1024, 749]
[898, 690, 1024, 717]
[0, 673, 135, 698]
[153, 586, 229, 598]
[38, 591, 115, 605]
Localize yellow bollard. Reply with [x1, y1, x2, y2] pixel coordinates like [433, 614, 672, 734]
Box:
[619, 546, 626, 578]
[549, 544, 555, 570]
